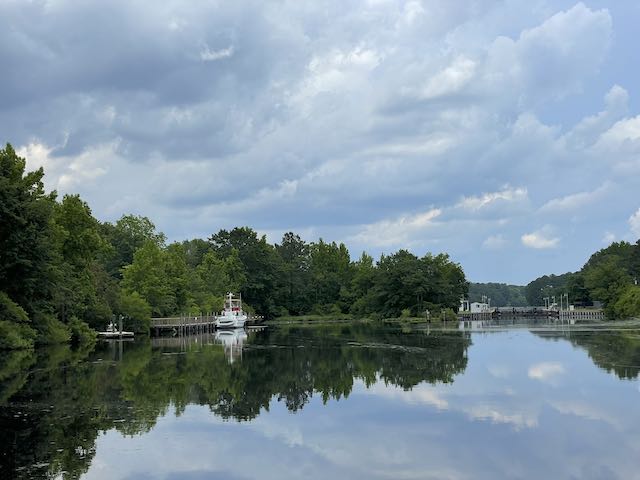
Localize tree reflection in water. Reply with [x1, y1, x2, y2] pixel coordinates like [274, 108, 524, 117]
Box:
[535, 328, 640, 380]
[0, 324, 470, 479]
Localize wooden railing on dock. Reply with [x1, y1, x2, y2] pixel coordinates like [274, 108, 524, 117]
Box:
[458, 308, 606, 322]
[150, 314, 264, 336]
[558, 309, 606, 321]
[152, 315, 216, 327]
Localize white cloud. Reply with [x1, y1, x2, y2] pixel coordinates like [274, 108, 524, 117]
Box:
[566, 85, 629, 148]
[364, 382, 449, 410]
[457, 186, 528, 211]
[291, 45, 381, 107]
[521, 226, 559, 249]
[2, 1, 638, 284]
[482, 234, 507, 250]
[602, 231, 616, 244]
[629, 208, 640, 238]
[550, 400, 621, 428]
[17, 141, 56, 172]
[466, 405, 538, 429]
[398, 0, 425, 27]
[57, 148, 110, 189]
[168, 18, 187, 32]
[528, 361, 566, 382]
[350, 208, 442, 248]
[421, 56, 476, 99]
[18, 140, 112, 191]
[363, 134, 456, 157]
[484, 3, 612, 103]
[199, 44, 234, 62]
[539, 183, 610, 213]
[598, 116, 640, 146]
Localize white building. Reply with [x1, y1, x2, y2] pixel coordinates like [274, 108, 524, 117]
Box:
[470, 302, 490, 313]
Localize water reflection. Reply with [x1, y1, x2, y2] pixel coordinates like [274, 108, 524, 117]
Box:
[149, 327, 257, 365]
[149, 327, 253, 363]
[0, 324, 470, 479]
[1, 323, 640, 479]
[535, 328, 640, 380]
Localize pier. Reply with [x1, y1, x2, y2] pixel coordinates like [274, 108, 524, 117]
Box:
[458, 307, 606, 322]
[150, 314, 264, 336]
[150, 326, 267, 350]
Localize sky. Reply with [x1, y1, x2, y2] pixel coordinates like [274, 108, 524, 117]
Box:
[1, 0, 640, 285]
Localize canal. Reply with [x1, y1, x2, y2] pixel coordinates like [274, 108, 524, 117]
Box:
[1, 321, 639, 479]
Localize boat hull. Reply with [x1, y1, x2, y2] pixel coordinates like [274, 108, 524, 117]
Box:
[215, 315, 247, 329]
[98, 331, 134, 338]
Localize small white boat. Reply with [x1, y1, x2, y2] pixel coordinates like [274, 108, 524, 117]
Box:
[215, 292, 247, 329]
[98, 321, 134, 338]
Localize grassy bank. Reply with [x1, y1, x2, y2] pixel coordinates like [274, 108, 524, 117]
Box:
[268, 313, 456, 326]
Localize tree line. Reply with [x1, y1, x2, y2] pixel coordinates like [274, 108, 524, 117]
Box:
[524, 240, 640, 318]
[0, 144, 468, 349]
[468, 282, 527, 307]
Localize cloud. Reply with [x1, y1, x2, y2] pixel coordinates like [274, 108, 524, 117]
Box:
[602, 231, 616, 244]
[528, 362, 566, 382]
[364, 382, 449, 410]
[466, 405, 538, 429]
[291, 46, 381, 108]
[593, 115, 640, 174]
[484, 3, 612, 104]
[350, 208, 442, 248]
[629, 208, 640, 238]
[598, 116, 640, 146]
[539, 183, 610, 213]
[457, 186, 528, 212]
[566, 85, 629, 148]
[421, 56, 476, 99]
[483, 235, 507, 250]
[550, 401, 621, 428]
[1, 1, 639, 284]
[521, 227, 560, 249]
[17, 140, 113, 191]
[200, 44, 234, 62]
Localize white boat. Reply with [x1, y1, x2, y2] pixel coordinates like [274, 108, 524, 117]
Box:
[98, 321, 134, 338]
[215, 292, 247, 329]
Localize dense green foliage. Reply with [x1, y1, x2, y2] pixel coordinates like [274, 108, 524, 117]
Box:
[0, 144, 468, 348]
[468, 282, 527, 307]
[0, 292, 36, 349]
[525, 241, 640, 318]
[524, 272, 574, 306]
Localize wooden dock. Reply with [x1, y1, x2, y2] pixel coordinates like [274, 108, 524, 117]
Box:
[558, 309, 606, 321]
[458, 308, 606, 322]
[150, 326, 268, 349]
[150, 314, 264, 336]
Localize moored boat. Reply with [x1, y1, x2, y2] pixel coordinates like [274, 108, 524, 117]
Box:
[97, 321, 134, 338]
[215, 292, 247, 329]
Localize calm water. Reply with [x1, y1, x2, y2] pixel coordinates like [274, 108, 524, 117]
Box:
[2, 321, 640, 479]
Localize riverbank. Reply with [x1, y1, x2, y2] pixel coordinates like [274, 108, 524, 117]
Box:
[267, 313, 457, 326]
